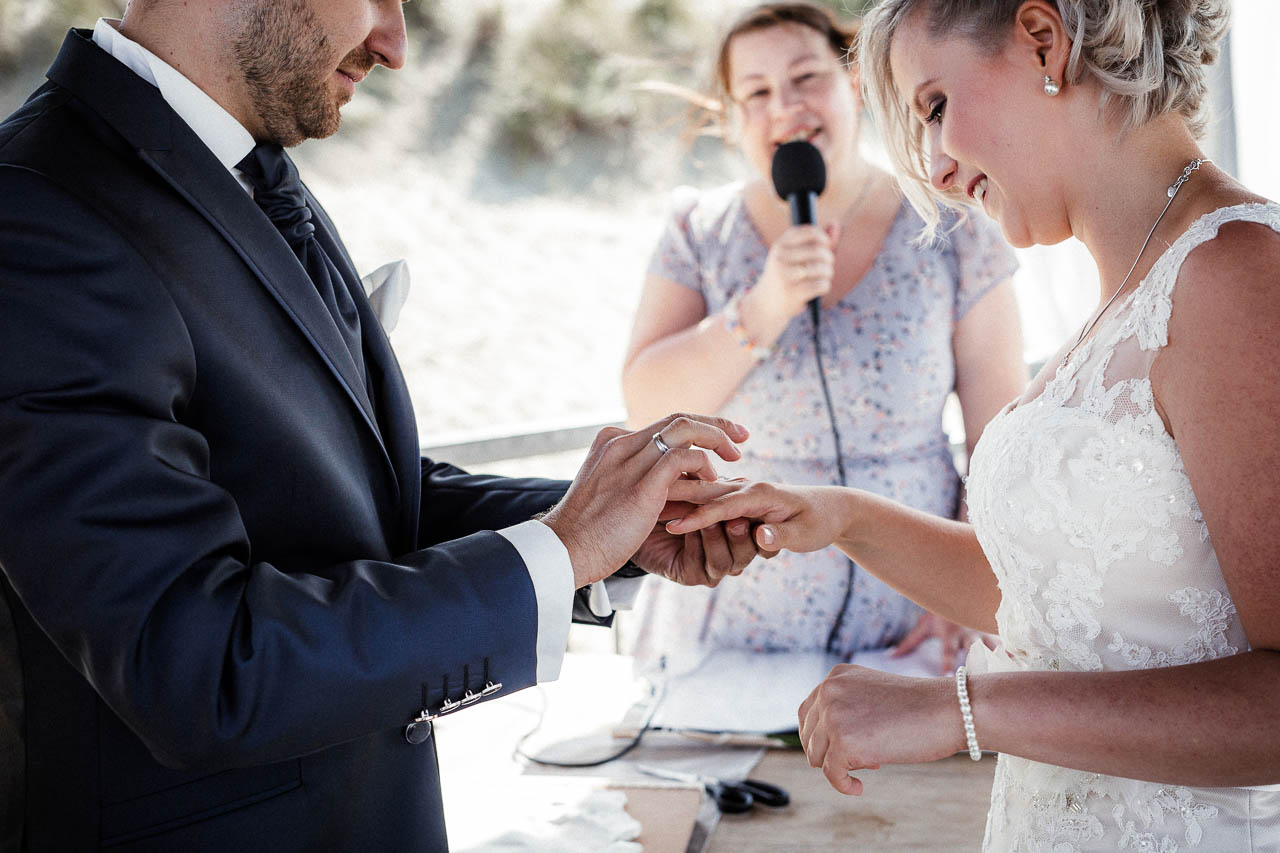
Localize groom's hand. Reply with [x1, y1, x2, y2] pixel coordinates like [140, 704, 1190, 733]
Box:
[625, 476, 763, 586]
[630, 505, 759, 587]
[540, 414, 748, 588]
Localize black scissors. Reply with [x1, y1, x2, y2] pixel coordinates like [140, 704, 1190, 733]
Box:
[636, 765, 790, 814]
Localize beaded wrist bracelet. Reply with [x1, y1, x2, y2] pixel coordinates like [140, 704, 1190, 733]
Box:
[723, 293, 772, 363]
[955, 665, 982, 761]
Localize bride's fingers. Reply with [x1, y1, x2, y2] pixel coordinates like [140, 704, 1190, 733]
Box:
[804, 724, 829, 770]
[825, 757, 863, 796]
[665, 487, 791, 535]
[754, 524, 781, 559]
[753, 523, 784, 558]
[663, 499, 741, 535]
[798, 685, 820, 741]
[657, 500, 698, 523]
[665, 477, 746, 505]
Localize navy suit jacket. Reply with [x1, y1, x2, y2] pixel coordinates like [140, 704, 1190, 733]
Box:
[0, 30, 578, 851]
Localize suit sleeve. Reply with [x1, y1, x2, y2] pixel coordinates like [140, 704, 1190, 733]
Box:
[0, 166, 542, 771]
[415, 461, 620, 630]
[416, 459, 565, 544]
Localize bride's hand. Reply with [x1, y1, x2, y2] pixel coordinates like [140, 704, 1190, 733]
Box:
[891, 611, 993, 675]
[798, 666, 965, 795]
[664, 481, 855, 556]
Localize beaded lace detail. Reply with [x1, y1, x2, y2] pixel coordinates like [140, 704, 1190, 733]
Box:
[965, 203, 1280, 852]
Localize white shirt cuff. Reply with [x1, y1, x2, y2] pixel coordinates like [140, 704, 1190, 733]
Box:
[586, 581, 612, 618]
[498, 520, 572, 683]
[599, 576, 644, 612]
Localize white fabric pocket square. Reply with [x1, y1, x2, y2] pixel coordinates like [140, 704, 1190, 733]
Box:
[360, 258, 410, 332]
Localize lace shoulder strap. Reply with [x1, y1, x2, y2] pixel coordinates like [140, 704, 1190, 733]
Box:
[1129, 202, 1280, 351]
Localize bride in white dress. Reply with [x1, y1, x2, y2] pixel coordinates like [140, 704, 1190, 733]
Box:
[662, 0, 1280, 849]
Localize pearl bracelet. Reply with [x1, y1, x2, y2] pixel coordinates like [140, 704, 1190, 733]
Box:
[954, 665, 982, 761]
[722, 293, 772, 363]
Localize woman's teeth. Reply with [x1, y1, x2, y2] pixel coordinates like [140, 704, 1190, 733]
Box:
[974, 177, 988, 204]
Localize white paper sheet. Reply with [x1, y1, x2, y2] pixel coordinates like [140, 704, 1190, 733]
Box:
[649, 638, 946, 734]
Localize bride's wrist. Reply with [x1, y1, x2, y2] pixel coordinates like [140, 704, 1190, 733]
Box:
[833, 487, 872, 551]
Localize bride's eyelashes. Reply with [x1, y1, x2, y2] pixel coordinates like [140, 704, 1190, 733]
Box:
[925, 97, 946, 125]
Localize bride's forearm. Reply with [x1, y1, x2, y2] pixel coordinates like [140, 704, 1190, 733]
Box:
[831, 489, 1000, 633]
[970, 650, 1280, 786]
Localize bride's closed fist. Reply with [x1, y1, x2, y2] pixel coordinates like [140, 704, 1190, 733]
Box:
[797, 667, 967, 796]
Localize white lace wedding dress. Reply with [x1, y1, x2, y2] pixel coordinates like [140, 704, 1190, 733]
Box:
[964, 202, 1280, 852]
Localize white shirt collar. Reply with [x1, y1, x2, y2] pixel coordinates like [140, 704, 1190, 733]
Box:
[92, 18, 255, 177]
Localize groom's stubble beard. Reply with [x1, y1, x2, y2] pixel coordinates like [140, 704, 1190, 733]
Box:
[232, 0, 374, 147]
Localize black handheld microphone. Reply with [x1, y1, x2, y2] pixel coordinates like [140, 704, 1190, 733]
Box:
[770, 140, 827, 325]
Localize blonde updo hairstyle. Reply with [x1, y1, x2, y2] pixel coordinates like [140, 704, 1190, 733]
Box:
[858, 0, 1231, 238]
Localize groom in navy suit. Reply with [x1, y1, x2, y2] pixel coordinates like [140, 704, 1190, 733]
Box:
[0, 1, 760, 850]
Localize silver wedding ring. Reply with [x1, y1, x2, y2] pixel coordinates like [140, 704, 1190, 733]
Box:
[652, 432, 671, 454]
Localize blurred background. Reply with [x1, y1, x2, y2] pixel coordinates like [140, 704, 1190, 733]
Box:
[2, 0, 1277, 474]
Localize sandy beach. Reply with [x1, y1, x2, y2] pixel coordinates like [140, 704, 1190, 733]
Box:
[304, 157, 668, 443]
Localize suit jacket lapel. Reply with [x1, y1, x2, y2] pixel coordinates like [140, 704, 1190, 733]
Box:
[142, 144, 381, 431]
[310, 197, 421, 525]
[46, 31, 391, 464]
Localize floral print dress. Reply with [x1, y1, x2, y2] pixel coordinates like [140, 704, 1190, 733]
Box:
[630, 182, 1018, 672]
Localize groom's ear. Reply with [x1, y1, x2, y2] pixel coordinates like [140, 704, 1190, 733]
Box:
[1012, 0, 1070, 86]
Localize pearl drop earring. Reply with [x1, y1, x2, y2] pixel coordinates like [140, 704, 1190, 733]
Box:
[1043, 75, 1060, 97]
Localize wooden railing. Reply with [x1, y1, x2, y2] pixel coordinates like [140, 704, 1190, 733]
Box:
[419, 410, 625, 467]
[419, 360, 1047, 470]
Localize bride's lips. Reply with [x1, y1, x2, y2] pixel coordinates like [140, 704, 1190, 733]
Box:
[966, 174, 989, 206]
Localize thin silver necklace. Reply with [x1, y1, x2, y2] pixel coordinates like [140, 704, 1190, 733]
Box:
[1058, 157, 1210, 372]
[832, 166, 879, 233]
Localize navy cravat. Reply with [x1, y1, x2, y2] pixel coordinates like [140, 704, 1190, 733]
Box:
[237, 143, 366, 385]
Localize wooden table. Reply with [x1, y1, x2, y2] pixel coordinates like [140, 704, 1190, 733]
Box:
[706, 750, 996, 852]
[437, 654, 997, 851]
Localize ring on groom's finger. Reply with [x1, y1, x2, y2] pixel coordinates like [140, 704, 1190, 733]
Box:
[652, 432, 671, 454]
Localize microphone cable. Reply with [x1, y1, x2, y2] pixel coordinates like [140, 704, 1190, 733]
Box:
[772, 142, 876, 657]
[808, 301, 858, 656]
